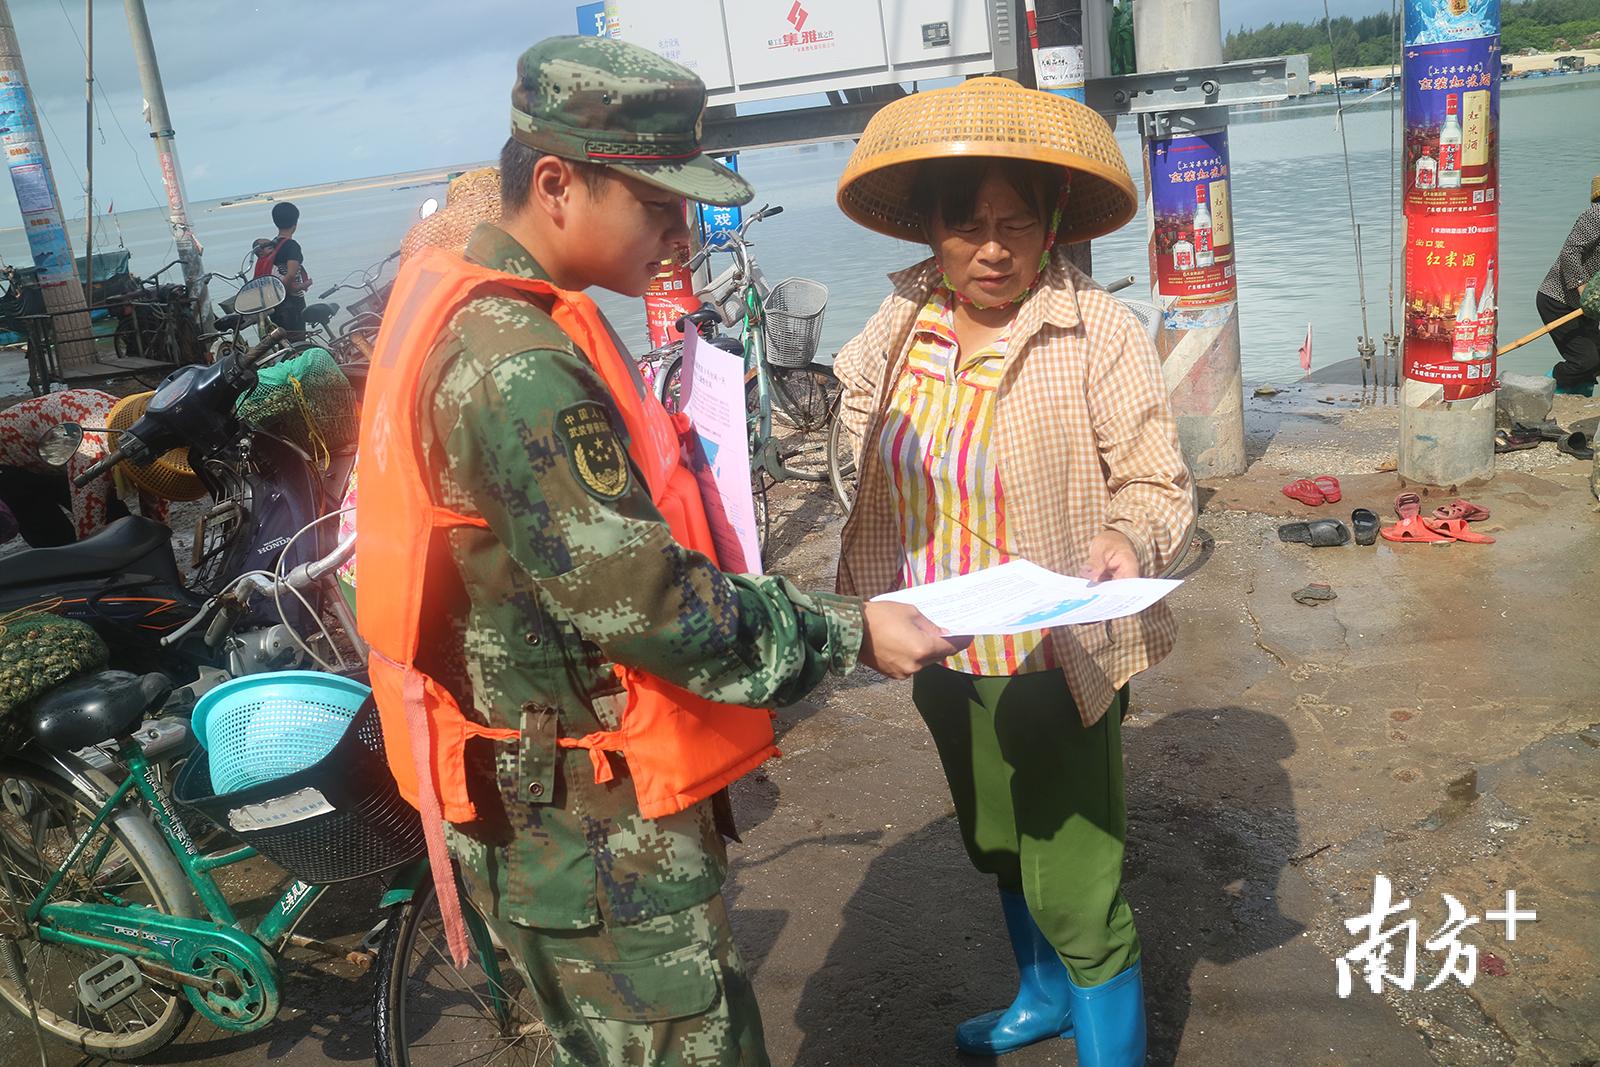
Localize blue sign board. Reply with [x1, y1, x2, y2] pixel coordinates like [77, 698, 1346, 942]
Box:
[697, 155, 742, 244]
[576, 2, 607, 37]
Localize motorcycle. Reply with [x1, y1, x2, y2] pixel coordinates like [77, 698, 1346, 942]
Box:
[0, 294, 359, 683]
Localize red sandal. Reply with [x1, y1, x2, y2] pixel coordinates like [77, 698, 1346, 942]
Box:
[1432, 499, 1490, 522]
[1381, 517, 1454, 543]
[1313, 476, 1342, 503]
[1423, 517, 1495, 543]
[1282, 478, 1327, 505]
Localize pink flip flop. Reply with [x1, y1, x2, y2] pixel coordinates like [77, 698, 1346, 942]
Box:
[1432, 499, 1490, 522]
[1313, 476, 1342, 503]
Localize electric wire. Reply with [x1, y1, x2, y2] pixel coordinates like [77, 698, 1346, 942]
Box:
[1322, 0, 1377, 390]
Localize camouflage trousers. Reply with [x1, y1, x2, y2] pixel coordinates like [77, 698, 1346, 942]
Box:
[483, 892, 770, 1066]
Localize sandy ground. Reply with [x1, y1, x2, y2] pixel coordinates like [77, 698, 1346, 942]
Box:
[2, 384, 1598, 1065]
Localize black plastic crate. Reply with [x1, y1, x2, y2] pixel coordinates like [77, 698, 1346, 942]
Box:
[173, 696, 424, 884]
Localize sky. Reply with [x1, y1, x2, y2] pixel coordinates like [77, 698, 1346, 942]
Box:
[3, 0, 1384, 222]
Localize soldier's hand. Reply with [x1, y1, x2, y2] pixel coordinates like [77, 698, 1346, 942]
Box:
[859, 601, 972, 679]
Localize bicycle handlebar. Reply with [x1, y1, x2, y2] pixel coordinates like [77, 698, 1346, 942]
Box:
[160, 531, 355, 649]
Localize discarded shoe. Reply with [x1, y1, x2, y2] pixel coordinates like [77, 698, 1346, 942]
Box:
[1422, 517, 1495, 543]
[1394, 491, 1423, 520]
[1381, 516, 1453, 543]
[1432, 499, 1490, 522]
[1513, 420, 1566, 443]
[1493, 429, 1539, 453]
[1292, 583, 1338, 605]
[1281, 478, 1327, 505]
[1278, 519, 1350, 547]
[1556, 431, 1595, 460]
[1351, 508, 1379, 545]
[1312, 475, 1342, 502]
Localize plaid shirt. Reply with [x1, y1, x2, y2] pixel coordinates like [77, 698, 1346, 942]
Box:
[835, 249, 1195, 727]
[1539, 203, 1600, 305]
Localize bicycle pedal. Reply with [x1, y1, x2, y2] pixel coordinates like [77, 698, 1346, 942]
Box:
[77, 954, 144, 1013]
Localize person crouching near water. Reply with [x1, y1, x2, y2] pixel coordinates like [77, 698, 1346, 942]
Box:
[832, 77, 1195, 1064]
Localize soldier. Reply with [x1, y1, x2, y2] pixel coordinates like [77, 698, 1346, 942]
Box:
[354, 35, 965, 1066]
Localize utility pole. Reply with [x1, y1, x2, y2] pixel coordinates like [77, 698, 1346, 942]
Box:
[121, 0, 208, 327]
[0, 0, 97, 376]
[1397, 1, 1499, 485]
[84, 0, 93, 308]
[1027, 0, 1086, 102]
[1134, 0, 1246, 478]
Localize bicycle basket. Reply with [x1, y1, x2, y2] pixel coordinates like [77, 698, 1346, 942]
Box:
[237, 348, 359, 457]
[174, 677, 425, 884]
[193, 670, 367, 794]
[762, 278, 828, 368]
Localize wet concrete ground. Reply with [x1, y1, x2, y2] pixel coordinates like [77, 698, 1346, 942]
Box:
[6, 384, 1597, 1065]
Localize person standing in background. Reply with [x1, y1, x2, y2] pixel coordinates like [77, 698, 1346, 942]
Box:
[1538, 176, 1600, 396]
[253, 201, 310, 333]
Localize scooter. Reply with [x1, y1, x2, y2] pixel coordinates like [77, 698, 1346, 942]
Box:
[0, 293, 357, 682]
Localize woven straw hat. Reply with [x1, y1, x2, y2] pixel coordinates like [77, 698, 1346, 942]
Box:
[837, 77, 1138, 245]
[398, 167, 503, 265]
[107, 392, 206, 502]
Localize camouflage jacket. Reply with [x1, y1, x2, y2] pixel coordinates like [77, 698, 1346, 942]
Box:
[418, 223, 863, 930]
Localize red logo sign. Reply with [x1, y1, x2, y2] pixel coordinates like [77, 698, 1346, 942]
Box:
[787, 1, 807, 31]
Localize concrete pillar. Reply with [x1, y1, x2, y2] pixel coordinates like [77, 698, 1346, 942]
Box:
[1135, 0, 1245, 478]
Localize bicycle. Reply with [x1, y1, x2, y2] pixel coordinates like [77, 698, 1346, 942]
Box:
[0, 512, 553, 1065]
[111, 260, 206, 368]
[317, 251, 399, 365]
[656, 207, 840, 552]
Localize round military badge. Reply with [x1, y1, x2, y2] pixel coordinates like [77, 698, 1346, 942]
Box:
[558, 400, 630, 500]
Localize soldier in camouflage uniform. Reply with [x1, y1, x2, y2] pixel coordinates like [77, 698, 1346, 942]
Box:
[408, 36, 965, 1066]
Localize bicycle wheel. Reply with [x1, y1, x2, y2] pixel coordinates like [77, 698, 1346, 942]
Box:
[827, 410, 857, 513]
[0, 761, 193, 1059]
[374, 874, 554, 1067]
[767, 364, 839, 434]
[657, 346, 686, 415]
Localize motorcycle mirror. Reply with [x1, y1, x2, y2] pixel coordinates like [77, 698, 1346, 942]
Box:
[419, 197, 440, 220]
[37, 423, 85, 467]
[233, 274, 286, 315]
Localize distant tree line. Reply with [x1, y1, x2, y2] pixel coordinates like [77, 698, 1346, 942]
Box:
[1221, 0, 1600, 71]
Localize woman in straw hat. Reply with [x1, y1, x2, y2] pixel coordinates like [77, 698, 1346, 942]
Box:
[833, 77, 1194, 1064]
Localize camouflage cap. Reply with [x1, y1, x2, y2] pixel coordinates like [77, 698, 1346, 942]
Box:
[511, 36, 752, 208]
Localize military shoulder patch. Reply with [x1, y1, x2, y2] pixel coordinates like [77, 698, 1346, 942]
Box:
[557, 400, 630, 501]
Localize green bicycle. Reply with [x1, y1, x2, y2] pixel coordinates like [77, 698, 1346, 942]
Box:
[0, 532, 552, 1066]
[657, 206, 841, 552]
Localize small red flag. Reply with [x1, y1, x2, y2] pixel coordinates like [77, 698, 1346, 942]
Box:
[1299, 323, 1313, 372]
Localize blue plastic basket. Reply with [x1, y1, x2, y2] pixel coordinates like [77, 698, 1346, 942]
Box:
[192, 671, 370, 795]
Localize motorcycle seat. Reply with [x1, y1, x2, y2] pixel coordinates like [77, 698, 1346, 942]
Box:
[0, 516, 173, 588]
[303, 302, 338, 328]
[31, 671, 173, 751]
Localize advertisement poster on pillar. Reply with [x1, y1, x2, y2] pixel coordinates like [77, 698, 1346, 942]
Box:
[1403, 36, 1499, 215]
[1403, 217, 1498, 400]
[1148, 129, 1237, 330]
[1404, 0, 1499, 47]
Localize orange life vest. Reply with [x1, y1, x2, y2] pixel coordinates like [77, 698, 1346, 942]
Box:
[356, 248, 778, 959]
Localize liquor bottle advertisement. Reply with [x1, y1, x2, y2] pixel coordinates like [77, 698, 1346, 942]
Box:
[1404, 0, 1499, 47]
[1402, 215, 1498, 399]
[1402, 36, 1499, 214]
[1146, 128, 1237, 326]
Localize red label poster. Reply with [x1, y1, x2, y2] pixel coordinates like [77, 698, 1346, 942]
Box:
[1403, 215, 1498, 399]
[1402, 37, 1499, 216]
[1147, 128, 1237, 328]
[643, 260, 699, 350]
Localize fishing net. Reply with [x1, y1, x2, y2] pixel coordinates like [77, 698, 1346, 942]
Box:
[0, 609, 109, 748]
[237, 348, 359, 467]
